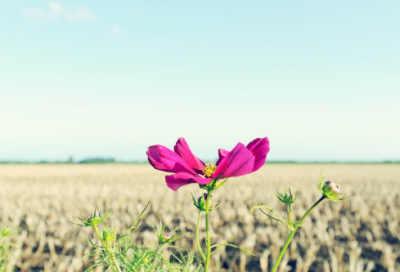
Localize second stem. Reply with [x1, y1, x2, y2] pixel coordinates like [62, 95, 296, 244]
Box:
[204, 189, 212, 272]
[270, 196, 326, 272]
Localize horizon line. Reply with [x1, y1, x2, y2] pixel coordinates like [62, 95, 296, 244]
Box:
[0, 159, 399, 165]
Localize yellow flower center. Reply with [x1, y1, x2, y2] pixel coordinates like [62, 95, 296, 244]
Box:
[202, 164, 217, 178]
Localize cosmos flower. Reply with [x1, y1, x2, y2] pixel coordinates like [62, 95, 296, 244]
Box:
[146, 137, 270, 191]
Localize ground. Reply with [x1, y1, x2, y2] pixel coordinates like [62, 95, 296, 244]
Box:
[0, 164, 399, 271]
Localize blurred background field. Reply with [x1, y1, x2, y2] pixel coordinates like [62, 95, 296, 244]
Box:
[0, 164, 399, 272]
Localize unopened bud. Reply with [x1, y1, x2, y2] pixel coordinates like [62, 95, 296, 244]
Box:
[198, 193, 211, 203]
[77, 209, 112, 227]
[191, 191, 220, 212]
[318, 177, 348, 202]
[322, 181, 341, 196]
[197, 193, 211, 211]
[102, 226, 116, 242]
[275, 188, 297, 204]
[157, 229, 183, 244]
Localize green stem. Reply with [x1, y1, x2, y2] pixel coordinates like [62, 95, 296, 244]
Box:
[204, 190, 212, 272]
[93, 225, 122, 272]
[196, 211, 206, 261]
[288, 203, 292, 224]
[149, 243, 164, 272]
[271, 196, 325, 272]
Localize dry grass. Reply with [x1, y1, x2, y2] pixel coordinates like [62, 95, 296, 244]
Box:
[0, 164, 399, 272]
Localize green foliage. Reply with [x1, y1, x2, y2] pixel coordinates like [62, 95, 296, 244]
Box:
[74, 202, 202, 272]
[250, 203, 298, 231]
[0, 227, 18, 272]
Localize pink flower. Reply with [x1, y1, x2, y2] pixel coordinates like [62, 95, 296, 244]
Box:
[147, 137, 270, 191]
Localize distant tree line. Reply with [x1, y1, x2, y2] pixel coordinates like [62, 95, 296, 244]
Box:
[0, 158, 399, 164]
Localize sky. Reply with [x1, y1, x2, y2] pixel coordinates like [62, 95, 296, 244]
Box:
[0, 0, 399, 162]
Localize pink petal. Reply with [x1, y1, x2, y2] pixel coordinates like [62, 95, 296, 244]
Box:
[166, 172, 213, 191]
[174, 138, 205, 172]
[212, 143, 255, 178]
[216, 148, 229, 166]
[147, 145, 196, 174]
[246, 137, 270, 171]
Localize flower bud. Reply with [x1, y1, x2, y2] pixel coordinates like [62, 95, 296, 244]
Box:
[154, 222, 183, 244]
[102, 226, 116, 242]
[198, 193, 211, 208]
[275, 188, 297, 204]
[191, 191, 220, 212]
[322, 181, 340, 196]
[318, 179, 348, 202]
[161, 233, 172, 242]
[76, 209, 112, 227]
[192, 193, 211, 211]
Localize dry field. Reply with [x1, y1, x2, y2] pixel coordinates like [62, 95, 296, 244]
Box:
[0, 164, 399, 272]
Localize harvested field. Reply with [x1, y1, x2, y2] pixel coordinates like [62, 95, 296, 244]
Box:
[0, 164, 399, 272]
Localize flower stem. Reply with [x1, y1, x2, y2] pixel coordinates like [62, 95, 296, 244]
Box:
[204, 189, 212, 272]
[196, 211, 206, 261]
[288, 203, 292, 223]
[271, 196, 325, 272]
[149, 243, 164, 272]
[93, 225, 122, 272]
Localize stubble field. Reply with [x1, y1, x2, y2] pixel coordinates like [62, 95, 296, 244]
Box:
[0, 164, 399, 272]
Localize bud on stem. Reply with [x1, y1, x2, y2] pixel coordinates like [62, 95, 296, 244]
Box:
[318, 179, 349, 202]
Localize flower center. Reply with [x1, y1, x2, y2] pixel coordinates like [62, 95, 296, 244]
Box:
[202, 164, 217, 178]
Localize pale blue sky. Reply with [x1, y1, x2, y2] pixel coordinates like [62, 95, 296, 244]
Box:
[0, 0, 399, 162]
